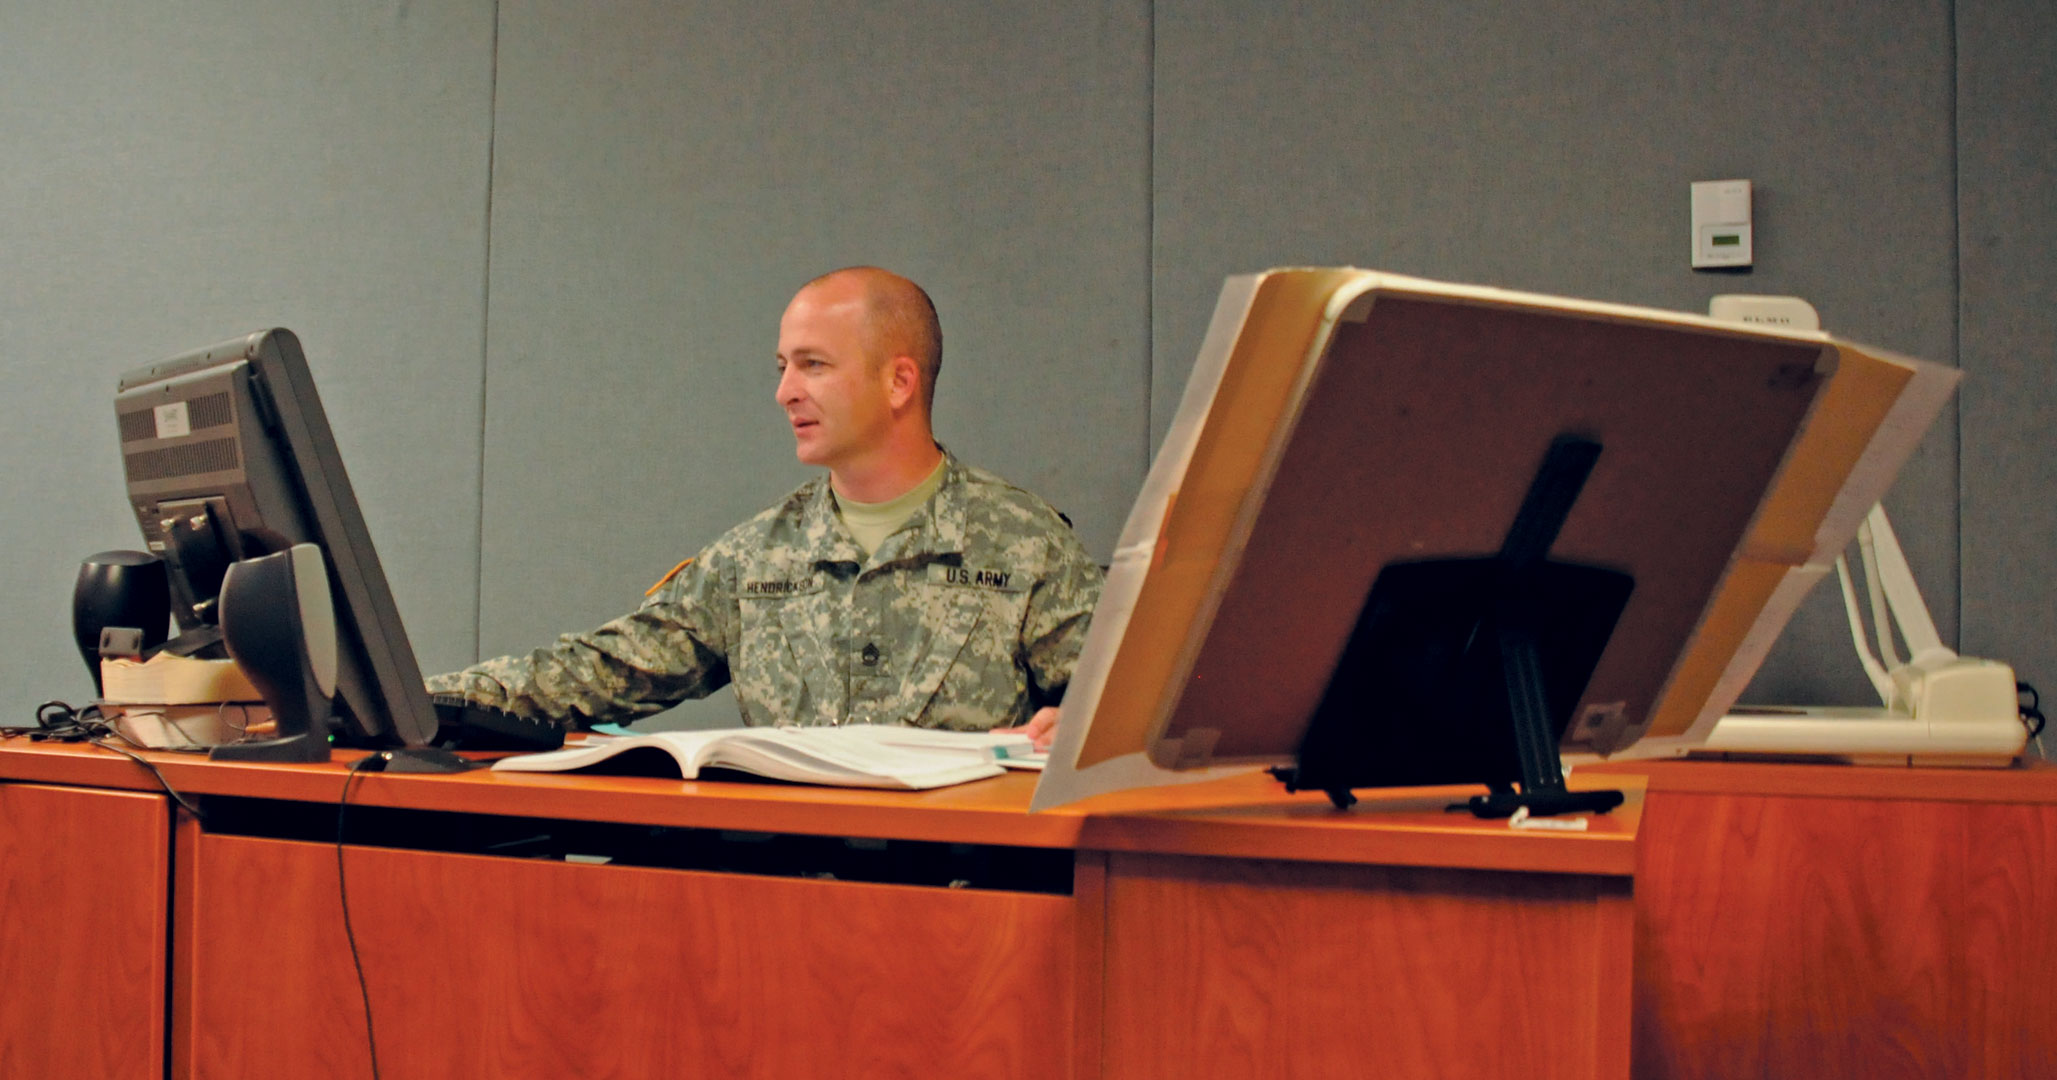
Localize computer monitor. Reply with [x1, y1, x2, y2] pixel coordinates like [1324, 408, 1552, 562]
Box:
[114, 328, 436, 751]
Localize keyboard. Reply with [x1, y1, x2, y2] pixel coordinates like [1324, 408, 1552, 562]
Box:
[429, 693, 566, 752]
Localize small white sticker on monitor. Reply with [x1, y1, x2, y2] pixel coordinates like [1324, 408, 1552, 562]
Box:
[154, 401, 191, 439]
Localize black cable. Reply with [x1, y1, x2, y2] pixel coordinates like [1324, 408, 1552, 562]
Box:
[2019, 682, 2046, 739]
[337, 753, 389, 1080]
[12, 699, 108, 740]
[8, 701, 209, 822]
[87, 737, 209, 823]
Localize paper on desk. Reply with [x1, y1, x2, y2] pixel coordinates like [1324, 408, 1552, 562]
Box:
[101, 653, 260, 705]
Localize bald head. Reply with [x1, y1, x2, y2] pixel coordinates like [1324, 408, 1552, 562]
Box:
[800, 267, 943, 409]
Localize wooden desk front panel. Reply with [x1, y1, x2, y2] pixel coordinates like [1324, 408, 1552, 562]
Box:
[1100, 853, 1632, 1080]
[176, 833, 1081, 1079]
[1634, 790, 2057, 1080]
[0, 782, 169, 1080]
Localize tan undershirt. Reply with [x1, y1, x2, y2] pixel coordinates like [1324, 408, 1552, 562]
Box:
[835, 457, 946, 557]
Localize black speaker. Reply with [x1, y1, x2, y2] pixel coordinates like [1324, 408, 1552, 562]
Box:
[213, 544, 336, 763]
[72, 550, 171, 696]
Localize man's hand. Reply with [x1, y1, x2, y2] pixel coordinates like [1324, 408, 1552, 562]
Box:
[997, 706, 1061, 751]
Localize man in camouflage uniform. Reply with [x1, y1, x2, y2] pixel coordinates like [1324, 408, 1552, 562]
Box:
[427, 267, 1102, 742]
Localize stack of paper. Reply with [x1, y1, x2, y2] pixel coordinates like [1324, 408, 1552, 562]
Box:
[100, 653, 268, 748]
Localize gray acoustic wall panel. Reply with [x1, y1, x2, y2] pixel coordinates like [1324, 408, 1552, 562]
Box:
[475, 1, 1150, 727]
[1960, 0, 2057, 750]
[4, 1, 2042, 749]
[0, 2, 495, 716]
[1151, 0, 1960, 707]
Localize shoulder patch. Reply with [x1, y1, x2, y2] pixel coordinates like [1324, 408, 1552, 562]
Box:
[645, 557, 693, 597]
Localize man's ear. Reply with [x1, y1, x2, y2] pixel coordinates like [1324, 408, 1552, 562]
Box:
[885, 354, 921, 411]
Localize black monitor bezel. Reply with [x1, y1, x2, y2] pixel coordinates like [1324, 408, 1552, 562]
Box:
[116, 328, 436, 748]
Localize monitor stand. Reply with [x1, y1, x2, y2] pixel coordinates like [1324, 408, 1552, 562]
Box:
[1462, 622, 1627, 819]
[1272, 435, 1630, 818]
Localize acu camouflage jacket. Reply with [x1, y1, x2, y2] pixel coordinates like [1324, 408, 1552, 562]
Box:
[426, 454, 1104, 730]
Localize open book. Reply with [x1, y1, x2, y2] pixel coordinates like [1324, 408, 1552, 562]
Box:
[489, 725, 1039, 790]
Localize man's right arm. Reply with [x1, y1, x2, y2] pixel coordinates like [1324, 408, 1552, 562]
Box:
[425, 554, 739, 728]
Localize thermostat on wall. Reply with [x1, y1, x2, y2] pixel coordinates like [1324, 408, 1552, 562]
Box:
[1691, 179, 1752, 269]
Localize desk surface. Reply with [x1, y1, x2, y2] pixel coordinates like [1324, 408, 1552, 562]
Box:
[1581, 752, 2056, 802]
[0, 737, 1639, 875]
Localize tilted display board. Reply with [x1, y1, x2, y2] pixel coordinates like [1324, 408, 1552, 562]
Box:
[1034, 270, 1955, 811]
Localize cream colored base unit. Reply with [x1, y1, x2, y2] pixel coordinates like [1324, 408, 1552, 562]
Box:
[1694, 507, 2027, 766]
[1700, 704, 2026, 766]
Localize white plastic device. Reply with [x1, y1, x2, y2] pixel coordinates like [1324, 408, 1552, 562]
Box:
[1702, 506, 2027, 764]
[1708, 294, 1817, 331]
[1691, 180, 1753, 268]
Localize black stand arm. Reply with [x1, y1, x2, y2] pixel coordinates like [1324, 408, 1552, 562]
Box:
[1459, 436, 1624, 819]
[1459, 627, 1624, 818]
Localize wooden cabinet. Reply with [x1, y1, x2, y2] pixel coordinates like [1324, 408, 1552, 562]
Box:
[0, 781, 169, 1080]
[1101, 854, 1632, 1080]
[1587, 758, 2057, 1080]
[176, 834, 1081, 1079]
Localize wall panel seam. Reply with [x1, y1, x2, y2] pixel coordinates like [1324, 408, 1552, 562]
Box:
[1143, 0, 1157, 470]
[472, 0, 503, 665]
[1949, 0, 1964, 641]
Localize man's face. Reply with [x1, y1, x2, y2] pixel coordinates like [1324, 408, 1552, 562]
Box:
[775, 281, 894, 470]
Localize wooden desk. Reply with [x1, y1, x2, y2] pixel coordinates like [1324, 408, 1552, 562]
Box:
[0, 741, 1639, 1080]
[1582, 756, 2057, 1080]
